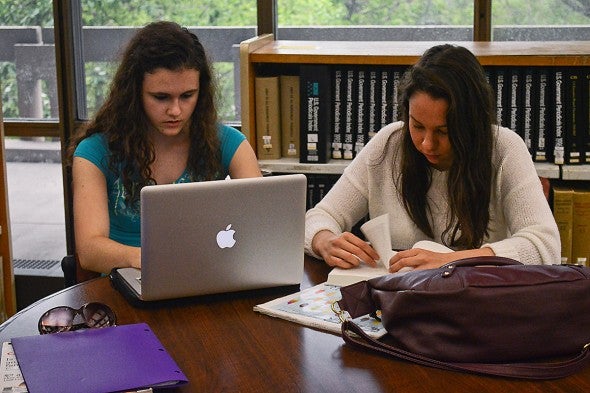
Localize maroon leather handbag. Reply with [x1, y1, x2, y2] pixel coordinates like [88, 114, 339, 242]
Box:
[337, 256, 590, 379]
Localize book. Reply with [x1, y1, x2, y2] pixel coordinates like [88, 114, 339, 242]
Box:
[534, 68, 554, 163]
[523, 68, 535, 156]
[253, 283, 386, 339]
[554, 69, 565, 164]
[300, 64, 332, 163]
[380, 67, 393, 129]
[331, 67, 345, 159]
[354, 67, 369, 156]
[572, 189, 590, 266]
[553, 186, 574, 264]
[367, 68, 381, 138]
[509, 68, 524, 140]
[11, 323, 188, 393]
[342, 67, 356, 159]
[326, 213, 453, 287]
[255, 76, 282, 159]
[494, 67, 509, 128]
[280, 75, 300, 158]
[390, 67, 404, 124]
[563, 68, 584, 164]
[584, 69, 590, 164]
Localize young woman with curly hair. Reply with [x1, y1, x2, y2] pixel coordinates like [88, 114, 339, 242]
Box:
[69, 21, 261, 273]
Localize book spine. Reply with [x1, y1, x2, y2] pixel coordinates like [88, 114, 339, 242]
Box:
[255, 76, 282, 159]
[584, 69, 590, 164]
[331, 68, 344, 159]
[509, 68, 524, 140]
[343, 67, 356, 160]
[367, 68, 381, 139]
[572, 189, 590, 266]
[534, 68, 553, 162]
[553, 186, 574, 264]
[495, 67, 509, 128]
[355, 67, 368, 156]
[523, 68, 534, 157]
[564, 68, 583, 164]
[280, 75, 300, 158]
[391, 67, 403, 123]
[554, 69, 565, 164]
[380, 68, 392, 129]
[299, 65, 332, 163]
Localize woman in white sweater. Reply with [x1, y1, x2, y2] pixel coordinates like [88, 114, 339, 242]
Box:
[305, 44, 560, 272]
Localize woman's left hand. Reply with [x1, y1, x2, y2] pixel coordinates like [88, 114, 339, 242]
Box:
[388, 248, 453, 272]
[389, 246, 495, 272]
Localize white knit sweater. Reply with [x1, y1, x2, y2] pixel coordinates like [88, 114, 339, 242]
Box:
[304, 121, 561, 265]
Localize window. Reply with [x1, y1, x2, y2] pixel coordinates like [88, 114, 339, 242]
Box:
[0, 0, 56, 120]
[276, 0, 590, 41]
[0, 0, 66, 267]
[78, 1, 257, 123]
[277, 0, 474, 41]
[492, 0, 590, 40]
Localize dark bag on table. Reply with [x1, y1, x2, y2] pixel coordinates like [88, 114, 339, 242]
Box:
[337, 256, 590, 379]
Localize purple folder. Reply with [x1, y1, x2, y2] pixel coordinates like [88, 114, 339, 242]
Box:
[11, 322, 188, 393]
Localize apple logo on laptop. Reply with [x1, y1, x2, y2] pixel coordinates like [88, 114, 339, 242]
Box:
[216, 224, 236, 249]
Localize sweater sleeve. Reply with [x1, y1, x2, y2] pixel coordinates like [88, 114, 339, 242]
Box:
[482, 127, 561, 265]
[304, 123, 400, 258]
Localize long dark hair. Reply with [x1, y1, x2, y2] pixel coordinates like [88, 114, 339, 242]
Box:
[68, 21, 221, 204]
[397, 44, 495, 249]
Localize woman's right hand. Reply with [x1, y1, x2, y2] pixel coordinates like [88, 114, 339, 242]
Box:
[311, 230, 380, 269]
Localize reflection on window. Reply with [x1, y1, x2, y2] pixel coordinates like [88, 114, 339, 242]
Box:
[0, 0, 55, 120]
[492, 0, 590, 40]
[79, 1, 257, 122]
[278, 0, 473, 25]
[277, 0, 589, 42]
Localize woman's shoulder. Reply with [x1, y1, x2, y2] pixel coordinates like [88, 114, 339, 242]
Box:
[74, 132, 108, 156]
[493, 125, 529, 154]
[217, 123, 246, 143]
[362, 121, 404, 158]
[492, 125, 534, 166]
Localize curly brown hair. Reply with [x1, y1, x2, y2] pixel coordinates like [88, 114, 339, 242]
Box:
[396, 44, 495, 249]
[67, 21, 221, 204]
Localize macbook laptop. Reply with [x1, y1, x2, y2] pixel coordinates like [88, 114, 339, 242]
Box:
[111, 174, 307, 303]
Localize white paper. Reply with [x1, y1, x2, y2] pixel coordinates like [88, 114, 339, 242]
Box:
[360, 213, 394, 269]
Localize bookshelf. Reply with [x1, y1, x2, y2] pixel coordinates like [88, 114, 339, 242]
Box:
[240, 36, 590, 180]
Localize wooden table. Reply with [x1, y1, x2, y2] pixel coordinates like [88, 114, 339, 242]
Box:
[1, 256, 589, 392]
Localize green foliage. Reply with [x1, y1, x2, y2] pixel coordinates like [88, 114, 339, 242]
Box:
[80, 0, 256, 26]
[2, 1, 590, 120]
[0, 0, 53, 26]
[0, 63, 18, 118]
[493, 0, 590, 24]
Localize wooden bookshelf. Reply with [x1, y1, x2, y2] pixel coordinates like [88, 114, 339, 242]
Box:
[240, 37, 589, 179]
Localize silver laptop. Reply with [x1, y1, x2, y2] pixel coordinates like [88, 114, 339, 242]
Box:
[113, 174, 307, 302]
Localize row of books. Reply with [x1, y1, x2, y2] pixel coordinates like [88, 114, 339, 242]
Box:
[553, 186, 590, 266]
[255, 65, 590, 165]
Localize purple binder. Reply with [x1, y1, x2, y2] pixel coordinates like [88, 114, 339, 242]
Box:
[11, 322, 188, 393]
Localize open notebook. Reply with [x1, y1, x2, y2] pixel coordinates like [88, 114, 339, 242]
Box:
[111, 174, 307, 303]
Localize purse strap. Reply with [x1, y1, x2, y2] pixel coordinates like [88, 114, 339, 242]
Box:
[341, 320, 590, 380]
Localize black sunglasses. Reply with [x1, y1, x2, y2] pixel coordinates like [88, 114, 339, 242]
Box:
[38, 302, 117, 334]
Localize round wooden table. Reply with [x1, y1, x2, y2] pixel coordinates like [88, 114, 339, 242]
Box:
[1, 256, 589, 392]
